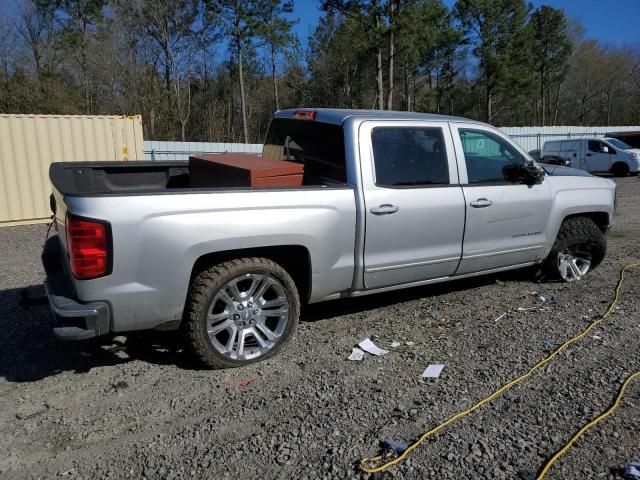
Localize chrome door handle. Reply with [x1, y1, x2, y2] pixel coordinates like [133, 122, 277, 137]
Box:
[370, 204, 399, 215]
[470, 198, 493, 208]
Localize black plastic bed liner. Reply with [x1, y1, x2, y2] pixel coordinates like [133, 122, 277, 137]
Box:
[49, 161, 348, 197]
[49, 161, 190, 196]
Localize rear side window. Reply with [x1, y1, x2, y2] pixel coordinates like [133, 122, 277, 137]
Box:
[371, 127, 450, 187]
[560, 141, 579, 153]
[459, 129, 523, 184]
[544, 141, 561, 153]
[263, 118, 346, 183]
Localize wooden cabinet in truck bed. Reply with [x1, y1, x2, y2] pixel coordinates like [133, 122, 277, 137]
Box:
[189, 153, 304, 188]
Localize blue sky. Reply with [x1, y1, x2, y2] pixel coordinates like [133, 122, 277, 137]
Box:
[291, 0, 640, 48]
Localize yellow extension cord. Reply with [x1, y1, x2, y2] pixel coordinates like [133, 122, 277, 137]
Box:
[537, 369, 640, 478]
[359, 263, 640, 478]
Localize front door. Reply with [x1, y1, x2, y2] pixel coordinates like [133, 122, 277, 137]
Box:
[450, 124, 553, 275]
[585, 140, 612, 172]
[360, 121, 466, 289]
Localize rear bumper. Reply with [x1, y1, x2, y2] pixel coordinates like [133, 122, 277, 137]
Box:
[42, 236, 111, 340]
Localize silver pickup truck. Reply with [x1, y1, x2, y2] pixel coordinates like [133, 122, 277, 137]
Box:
[42, 109, 616, 368]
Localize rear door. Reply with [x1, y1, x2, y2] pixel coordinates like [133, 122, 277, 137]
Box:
[359, 121, 465, 289]
[564, 141, 584, 169]
[450, 123, 553, 274]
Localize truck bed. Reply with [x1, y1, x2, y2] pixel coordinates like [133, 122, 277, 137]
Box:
[50, 161, 346, 196]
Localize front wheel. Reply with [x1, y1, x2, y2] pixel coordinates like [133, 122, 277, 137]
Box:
[184, 257, 300, 369]
[541, 217, 606, 282]
[611, 162, 630, 177]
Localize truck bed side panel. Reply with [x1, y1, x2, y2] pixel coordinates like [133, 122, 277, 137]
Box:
[64, 188, 357, 332]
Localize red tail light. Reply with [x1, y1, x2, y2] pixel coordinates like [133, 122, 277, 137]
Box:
[66, 215, 111, 280]
[292, 110, 316, 120]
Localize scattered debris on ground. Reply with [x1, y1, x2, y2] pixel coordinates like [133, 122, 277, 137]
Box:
[536, 291, 555, 302]
[625, 460, 640, 480]
[357, 338, 388, 356]
[421, 364, 445, 379]
[348, 348, 365, 361]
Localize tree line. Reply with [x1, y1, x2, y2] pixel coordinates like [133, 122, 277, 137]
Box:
[1, 0, 639, 143]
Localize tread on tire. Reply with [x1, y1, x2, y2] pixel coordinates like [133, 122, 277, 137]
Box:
[183, 257, 300, 369]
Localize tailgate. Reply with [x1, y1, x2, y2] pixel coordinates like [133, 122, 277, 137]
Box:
[49, 184, 70, 260]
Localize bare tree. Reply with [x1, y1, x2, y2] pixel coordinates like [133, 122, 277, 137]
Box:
[254, 0, 294, 111]
[135, 0, 197, 137]
[385, 0, 397, 109]
[207, 0, 260, 143]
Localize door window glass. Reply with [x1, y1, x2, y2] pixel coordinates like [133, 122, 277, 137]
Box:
[588, 140, 610, 153]
[371, 127, 450, 186]
[459, 129, 524, 183]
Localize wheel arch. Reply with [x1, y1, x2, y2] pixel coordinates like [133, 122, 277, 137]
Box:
[542, 209, 610, 260]
[187, 245, 312, 307]
[540, 214, 607, 281]
[563, 211, 610, 233]
[610, 161, 630, 176]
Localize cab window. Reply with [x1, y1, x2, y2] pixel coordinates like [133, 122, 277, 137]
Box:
[588, 140, 614, 154]
[459, 129, 523, 184]
[588, 140, 603, 153]
[371, 127, 450, 187]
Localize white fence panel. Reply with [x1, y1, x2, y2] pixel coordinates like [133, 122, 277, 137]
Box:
[145, 126, 640, 160]
[501, 126, 640, 152]
[144, 140, 262, 160]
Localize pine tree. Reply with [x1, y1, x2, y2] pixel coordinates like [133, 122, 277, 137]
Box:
[254, 0, 295, 111]
[454, 0, 533, 123]
[530, 6, 571, 125]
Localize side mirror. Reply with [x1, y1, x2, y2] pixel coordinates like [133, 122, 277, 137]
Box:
[521, 162, 545, 185]
[602, 146, 610, 154]
[503, 162, 544, 185]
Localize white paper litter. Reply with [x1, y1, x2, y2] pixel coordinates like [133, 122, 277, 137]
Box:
[405, 341, 415, 346]
[348, 347, 365, 361]
[358, 338, 389, 356]
[517, 307, 538, 312]
[390, 341, 401, 348]
[592, 335, 602, 340]
[421, 364, 445, 378]
[494, 312, 507, 322]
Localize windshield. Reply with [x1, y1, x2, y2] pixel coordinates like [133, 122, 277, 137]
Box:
[606, 138, 632, 150]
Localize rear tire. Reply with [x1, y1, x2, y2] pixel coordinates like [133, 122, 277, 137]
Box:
[184, 257, 300, 369]
[540, 217, 606, 282]
[611, 162, 629, 177]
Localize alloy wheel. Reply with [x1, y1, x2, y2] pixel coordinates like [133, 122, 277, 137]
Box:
[557, 247, 592, 282]
[206, 273, 290, 361]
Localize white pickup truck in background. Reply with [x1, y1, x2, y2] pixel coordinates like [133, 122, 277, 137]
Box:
[542, 137, 640, 176]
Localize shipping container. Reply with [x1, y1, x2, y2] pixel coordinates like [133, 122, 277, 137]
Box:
[0, 114, 143, 226]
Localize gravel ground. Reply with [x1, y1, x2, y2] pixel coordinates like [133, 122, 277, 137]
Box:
[1, 178, 639, 480]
